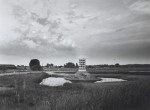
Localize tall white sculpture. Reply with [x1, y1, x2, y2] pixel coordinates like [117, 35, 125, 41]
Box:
[79, 58, 86, 71]
[66, 58, 98, 82]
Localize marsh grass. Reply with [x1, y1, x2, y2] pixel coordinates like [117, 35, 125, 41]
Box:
[0, 73, 150, 110]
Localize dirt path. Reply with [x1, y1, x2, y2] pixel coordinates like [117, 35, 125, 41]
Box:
[0, 72, 30, 77]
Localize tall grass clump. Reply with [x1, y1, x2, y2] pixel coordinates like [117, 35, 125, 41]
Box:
[0, 73, 150, 110]
[100, 80, 150, 110]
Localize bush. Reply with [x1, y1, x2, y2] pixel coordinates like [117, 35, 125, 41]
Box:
[29, 59, 43, 71]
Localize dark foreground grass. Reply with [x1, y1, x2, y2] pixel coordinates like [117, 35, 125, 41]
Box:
[0, 73, 150, 110]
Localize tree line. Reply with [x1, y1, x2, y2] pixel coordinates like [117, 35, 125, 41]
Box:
[29, 59, 79, 71]
[26, 59, 150, 71]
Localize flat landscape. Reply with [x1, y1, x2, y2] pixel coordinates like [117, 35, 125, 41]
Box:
[1, 0, 150, 109]
[0, 71, 150, 110]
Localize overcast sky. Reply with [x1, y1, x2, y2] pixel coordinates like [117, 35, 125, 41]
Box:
[0, 0, 150, 65]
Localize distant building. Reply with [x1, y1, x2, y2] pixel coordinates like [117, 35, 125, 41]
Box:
[0, 64, 16, 70]
[79, 58, 86, 71]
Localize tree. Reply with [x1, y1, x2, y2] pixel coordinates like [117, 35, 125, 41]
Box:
[29, 59, 42, 71]
[76, 63, 79, 68]
[115, 63, 120, 68]
[64, 62, 75, 68]
[2, 66, 6, 73]
[46, 63, 54, 67]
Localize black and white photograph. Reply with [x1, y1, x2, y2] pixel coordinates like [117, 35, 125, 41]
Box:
[0, 0, 150, 110]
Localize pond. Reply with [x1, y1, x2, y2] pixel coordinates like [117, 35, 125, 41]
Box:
[40, 77, 126, 87]
[40, 77, 72, 86]
[95, 78, 126, 83]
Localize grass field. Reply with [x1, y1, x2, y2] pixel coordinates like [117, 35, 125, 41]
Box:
[0, 72, 150, 110]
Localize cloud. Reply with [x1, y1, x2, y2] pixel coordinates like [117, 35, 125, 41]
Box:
[0, 0, 150, 64]
[0, 0, 77, 58]
[129, 1, 150, 14]
[23, 39, 38, 49]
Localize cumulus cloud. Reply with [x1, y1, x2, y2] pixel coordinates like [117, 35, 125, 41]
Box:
[0, 0, 77, 58]
[129, 1, 150, 14]
[0, 0, 150, 64]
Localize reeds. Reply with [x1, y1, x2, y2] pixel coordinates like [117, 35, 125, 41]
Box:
[0, 73, 150, 110]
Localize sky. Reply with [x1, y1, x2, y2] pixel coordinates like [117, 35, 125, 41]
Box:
[0, 0, 150, 65]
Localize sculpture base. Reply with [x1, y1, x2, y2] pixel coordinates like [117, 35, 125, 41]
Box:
[78, 69, 86, 72]
[65, 70, 98, 81]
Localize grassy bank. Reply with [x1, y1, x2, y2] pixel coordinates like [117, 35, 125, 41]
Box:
[0, 73, 150, 110]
